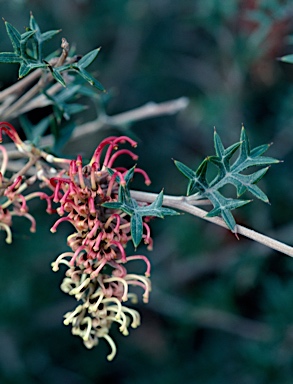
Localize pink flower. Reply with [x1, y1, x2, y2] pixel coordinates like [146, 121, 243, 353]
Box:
[49, 136, 154, 359]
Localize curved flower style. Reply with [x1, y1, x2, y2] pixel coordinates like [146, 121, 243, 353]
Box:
[49, 135, 153, 360]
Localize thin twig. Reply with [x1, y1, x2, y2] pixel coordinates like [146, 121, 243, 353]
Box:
[1, 81, 43, 120]
[15, 81, 63, 116]
[70, 97, 190, 141]
[130, 190, 293, 258]
[9, 156, 37, 181]
[0, 96, 190, 155]
[0, 68, 42, 102]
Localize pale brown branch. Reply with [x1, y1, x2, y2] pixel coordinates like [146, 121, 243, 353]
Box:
[70, 96, 189, 141]
[0, 68, 42, 102]
[130, 190, 293, 258]
[1, 81, 43, 120]
[0, 96, 189, 155]
[16, 81, 64, 116]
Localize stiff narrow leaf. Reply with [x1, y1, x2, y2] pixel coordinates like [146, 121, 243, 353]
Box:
[78, 48, 101, 69]
[0, 53, 21, 63]
[5, 21, 21, 55]
[78, 68, 105, 91]
[131, 212, 143, 248]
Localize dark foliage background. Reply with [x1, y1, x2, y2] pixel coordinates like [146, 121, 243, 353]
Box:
[1, 1, 293, 383]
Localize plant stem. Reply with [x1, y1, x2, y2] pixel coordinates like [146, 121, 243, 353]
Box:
[0, 96, 190, 155]
[70, 97, 189, 140]
[0, 69, 42, 102]
[130, 190, 293, 258]
[1, 81, 43, 119]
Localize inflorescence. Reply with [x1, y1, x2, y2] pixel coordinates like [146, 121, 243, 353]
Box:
[0, 123, 154, 360]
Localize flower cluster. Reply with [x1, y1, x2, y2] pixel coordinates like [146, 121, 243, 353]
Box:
[48, 136, 153, 360]
[0, 122, 46, 243]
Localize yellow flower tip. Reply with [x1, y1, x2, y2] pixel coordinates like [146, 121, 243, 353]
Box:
[120, 328, 129, 336]
[50, 228, 56, 233]
[1, 223, 12, 244]
[145, 272, 150, 278]
[84, 340, 94, 349]
[51, 263, 59, 272]
[63, 319, 70, 326]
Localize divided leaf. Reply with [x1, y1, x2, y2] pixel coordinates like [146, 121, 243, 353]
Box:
[103, 185, 178, 248]
[175, 127, 279, 232]
[0, 14, 105, 98]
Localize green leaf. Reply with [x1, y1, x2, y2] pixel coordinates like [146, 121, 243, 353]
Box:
[77, 68, 105, 91]
[174, 160, 195, 180]
[50, 67, 66, 87]
[102, 201, 123, 210]
[21, 30, 36, 42]
[103, 187, 178, 247]
[131, 212, 143, 248]
[29, 12, 40, 35]
[279, 54, 293, 64]
[20, 30, 36, 60]
[0, 52, 21, 63]
[124, 166, 136, 185]
[65, 103, 88, 117]
[29, 13, 60, 59]
[250, 143, 271, 157]
[18, 62, 33, 78]
[175, 127, 279, 232]
[18, 61, 47, 78]
[41, 29, 61, 42]
[5, 21, 21, 55]
[53, 121, 76, 154]
[78, 48, 101, 69]
[206, 192, 250, 231]
[232, 127, 279, 172]
[19, 115, 50, 144]
[174, 158, 208, 195]
[221, 210, 237, 232]
[2, 15, 61, 74]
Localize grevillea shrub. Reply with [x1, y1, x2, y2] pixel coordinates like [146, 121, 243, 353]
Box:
[1, 14, 293, 361]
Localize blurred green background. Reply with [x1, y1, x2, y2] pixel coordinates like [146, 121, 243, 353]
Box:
[2, 0, 293, 383]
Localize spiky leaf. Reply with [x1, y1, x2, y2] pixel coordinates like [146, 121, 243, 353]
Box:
[175, 127, 279, 231]
[103, 188, 178, 247]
